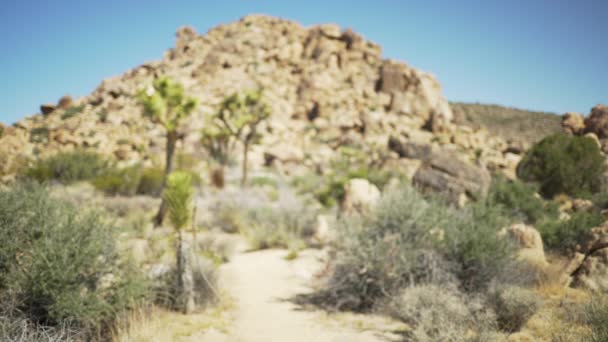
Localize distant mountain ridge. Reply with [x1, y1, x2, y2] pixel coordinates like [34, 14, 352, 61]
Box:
[451, 102, 561, 144]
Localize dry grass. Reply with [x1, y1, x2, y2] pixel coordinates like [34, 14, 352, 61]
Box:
[111, 299, 234, 342]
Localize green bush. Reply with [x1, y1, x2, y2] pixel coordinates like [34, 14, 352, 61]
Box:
[442, 202, 513, 291]
[538, 211, 602, 254]
[137, 167, 164, 196]
[93, 164, 142, 196]
[308, 185, 514, 311]
[487, 177, 558, 225]
[517, 133, 605, 198]
[25, 150, 109, 184]
[0, 183, 149, 338]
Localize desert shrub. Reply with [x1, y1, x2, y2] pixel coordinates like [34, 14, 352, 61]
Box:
[136, 167, 164, 196]
[312, 186, 459, 311]
[93, 164, 142, 196]
[25, 150, 109, 184]
[29, 126, 50, 144]
[583, 296, 608, 342]
[151, 255, 218, 311]
[243, 203, 317, 251]
[538, 211, 602, 254]
[312, 185, 514, 311]
[0, 313, 81, 342]
[442, 202, 514, 291]
[487, 177, 558, 225]
[0, 183, 149, 339]
[249, 176, 278, 189]
[293, 147, 400, 208]
[60, 105, 85, 120]
[487, 286, 541, 333]
[388, 285, 472, 342]
[592, 192, 608, 210]
[517, 133, 605, 198]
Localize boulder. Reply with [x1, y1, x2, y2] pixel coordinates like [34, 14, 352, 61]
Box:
[569, 221, 608, 291]
[57, 95, 73, 109]
[312, 214, 331, 244]
[561, 112, 585, 135]
[388, 136, 434, 160]
[584, 104, 608, 139]
[424, 110, 451, 133]
[341, 178, 381, 215]
[40, 103, 56, 115]
[377, 60, 405, 93]
[499, 224, 547, 267]
[412, 150, 491, 204]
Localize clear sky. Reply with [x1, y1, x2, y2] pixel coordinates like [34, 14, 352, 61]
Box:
[1, 0, 606, 124]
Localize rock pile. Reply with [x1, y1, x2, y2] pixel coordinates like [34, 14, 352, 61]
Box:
[0, 15, 517, 191]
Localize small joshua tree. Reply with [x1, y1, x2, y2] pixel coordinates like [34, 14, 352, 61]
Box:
[201, 90, 271, 187]
[138, 77, 197, 226]
[164, 171, 195, 313]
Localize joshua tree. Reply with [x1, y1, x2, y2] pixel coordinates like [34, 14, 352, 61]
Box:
[201, 90, 270, 187]
[138, 77, 197, 226]
[164, 171, 195, 313]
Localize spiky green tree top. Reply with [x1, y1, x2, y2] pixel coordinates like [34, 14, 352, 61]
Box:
[164, 171, 194, 231]
[137, 77, 198, 132]
[201, 89, 271, 164]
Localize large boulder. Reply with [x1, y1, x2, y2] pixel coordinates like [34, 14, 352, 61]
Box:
[40, 103, 56, 115]
[412, 150, 491, 204]
[499, 223, 547, 267]
[584, 104, 608, 139]
[388, 136, 434, 159]
[341, 178, 381, 215]
[569, 221, 608, 291]
[561, 112, 585, 135]
[57, 95, 74, 109]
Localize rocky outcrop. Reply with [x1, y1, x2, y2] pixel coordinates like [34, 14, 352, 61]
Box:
[413, 149, 491, 204]
[341, 178, 381, 214]
[0, 15, 514, 185]
[561, 112, 585, 135]
[584, 105, 608, 139]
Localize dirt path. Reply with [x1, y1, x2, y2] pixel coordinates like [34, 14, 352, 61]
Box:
[194, 248, 403, 342]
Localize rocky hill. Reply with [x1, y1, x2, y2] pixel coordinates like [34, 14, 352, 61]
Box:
[0, 14, 521, 198]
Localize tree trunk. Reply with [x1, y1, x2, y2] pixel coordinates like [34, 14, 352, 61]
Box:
[154, 130, 177, 227]
[176, 230, 195, 314]
[241, 140, 250, 188]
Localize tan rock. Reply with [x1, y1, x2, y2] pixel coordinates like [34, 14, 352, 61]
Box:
[341, 178, 381, 215]
[412, 149, 491, 203]
[561, 112, 585, 135]
[585, 132, 601, 149]
[584, 104, 608, 138]
[499, 223, 547, 267]
[57, 95, 73, 109]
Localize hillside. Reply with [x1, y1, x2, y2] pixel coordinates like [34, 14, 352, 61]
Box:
[0, 14, 520, 188]
[452, 102, 562, 145]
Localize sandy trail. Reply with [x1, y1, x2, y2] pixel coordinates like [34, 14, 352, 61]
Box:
[194, 248, 401, 342]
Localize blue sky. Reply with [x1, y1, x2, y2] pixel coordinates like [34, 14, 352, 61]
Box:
[1, 0, 606, 124]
